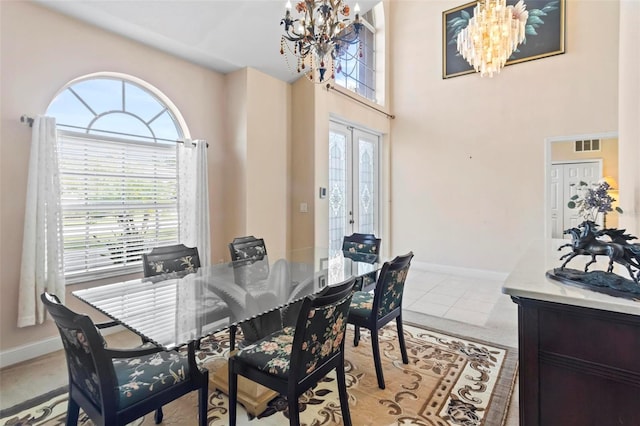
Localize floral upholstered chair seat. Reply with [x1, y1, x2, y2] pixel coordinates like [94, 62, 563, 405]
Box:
[233, 326, 295, 378]
[114, 348, 193, 407]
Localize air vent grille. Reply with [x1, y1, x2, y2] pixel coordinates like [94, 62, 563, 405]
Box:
[574, 139, 600, 152]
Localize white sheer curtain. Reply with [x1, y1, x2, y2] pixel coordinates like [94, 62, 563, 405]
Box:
[178, 139, 211, 266]
[18, 116, 65, 327]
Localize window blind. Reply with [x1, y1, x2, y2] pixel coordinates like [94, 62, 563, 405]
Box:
[58, 131, 179, 283]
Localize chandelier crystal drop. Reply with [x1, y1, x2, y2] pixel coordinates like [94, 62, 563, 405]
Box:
[280, 0, 362, 83]
[457, 0, 528, 77]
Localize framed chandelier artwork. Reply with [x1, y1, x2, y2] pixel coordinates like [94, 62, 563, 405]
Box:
[442, 0, 565, 79]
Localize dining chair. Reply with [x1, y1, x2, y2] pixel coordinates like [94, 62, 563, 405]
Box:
[228, 277, 357, 426]
[347, 251, 414, 389]
[228, 236, 270, 289]
[143, 244, 230, 341]
[342, 233, 382, 290]
[142, 243, 201, 277]
[228, 235, 268, 263]
[229, 236, 295, 312]
[41, 292, 209, 426]
[342, 233, 381, 260]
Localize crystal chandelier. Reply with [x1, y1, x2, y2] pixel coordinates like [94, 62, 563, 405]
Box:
[457, 0, 528, 77]
[280, 0, 362, 83]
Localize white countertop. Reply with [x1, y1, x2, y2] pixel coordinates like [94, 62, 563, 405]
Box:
[502, 239, 640, 316]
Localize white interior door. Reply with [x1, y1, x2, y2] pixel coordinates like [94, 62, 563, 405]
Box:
[550, 161, 602, 238]
[328, 121, 380, 256]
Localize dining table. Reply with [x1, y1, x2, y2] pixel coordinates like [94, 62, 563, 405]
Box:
[72, 247, 384, 416]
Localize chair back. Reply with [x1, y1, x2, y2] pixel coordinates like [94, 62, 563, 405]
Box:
[289, 277, 356, 384]
[40, 292, 117, 415]
[228, 236, 269, 284]
[342, 233, 381, 262]
[143, 244, 200, 277]
[228, 236, 267, 262]
[372, 252, 414, 320]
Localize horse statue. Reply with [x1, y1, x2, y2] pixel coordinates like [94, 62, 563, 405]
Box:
[599, 228, 640, 278]
[558, 221, 639, 283]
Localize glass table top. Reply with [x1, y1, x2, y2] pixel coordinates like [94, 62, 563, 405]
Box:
[73, 248, 383, 350]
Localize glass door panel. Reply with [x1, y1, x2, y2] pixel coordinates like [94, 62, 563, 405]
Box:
[328, 122, 379, 258]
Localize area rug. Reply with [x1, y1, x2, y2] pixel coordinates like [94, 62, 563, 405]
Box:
[0, 323, 517, 426]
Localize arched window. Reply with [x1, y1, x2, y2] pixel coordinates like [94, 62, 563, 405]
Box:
[47, 74, 187, 283]
[335, 6, 383, 104]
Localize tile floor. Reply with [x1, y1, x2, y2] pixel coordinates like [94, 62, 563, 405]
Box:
[0, 265, 520, 425]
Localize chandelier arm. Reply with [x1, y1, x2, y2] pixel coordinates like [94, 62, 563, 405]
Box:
[279, 0, 362, 83]
[282, 33, 305, 43]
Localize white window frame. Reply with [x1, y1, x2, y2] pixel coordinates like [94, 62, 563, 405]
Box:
[47, 74, 188, 284]
[335, 8, 377, 102]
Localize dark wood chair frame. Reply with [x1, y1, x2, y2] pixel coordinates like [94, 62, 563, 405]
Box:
[142, 243, 201, 277]
[41, 292, 209, 426]
[228, 277, 356, 426]
[348, 251, 414, 389]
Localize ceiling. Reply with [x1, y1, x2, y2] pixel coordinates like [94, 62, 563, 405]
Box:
[35, 0, 379, 84]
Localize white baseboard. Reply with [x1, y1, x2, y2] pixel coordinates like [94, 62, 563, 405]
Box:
[0, 325, 126, 369]
[0, 335, 63, 369]
[411, 260, 509, 282]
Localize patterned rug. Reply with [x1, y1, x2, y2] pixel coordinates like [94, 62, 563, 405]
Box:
[0, 323, 517, 426]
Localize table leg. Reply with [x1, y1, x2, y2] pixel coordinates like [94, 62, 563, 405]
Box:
[229, 324, 236, 352]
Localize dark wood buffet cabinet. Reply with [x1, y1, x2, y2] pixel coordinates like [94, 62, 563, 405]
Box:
[503, 241, 640, 426]
[512, 296, 640, 426]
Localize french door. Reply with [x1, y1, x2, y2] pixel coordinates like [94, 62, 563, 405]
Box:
[328, 121, 380, 257]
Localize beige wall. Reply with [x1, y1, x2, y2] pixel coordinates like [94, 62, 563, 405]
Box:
[222, 68, 291, 260]
[388, 0, 623, 272]
[618, 0, 640, 235]
[290, 79, 317, 250]
[246, 69, 290, 259]
[223, 69, 249, 255]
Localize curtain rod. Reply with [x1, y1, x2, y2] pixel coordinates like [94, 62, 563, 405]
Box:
[325, 84, 395, 119]
[19, 115, 207, 147]
[20, 115, 34, 127]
